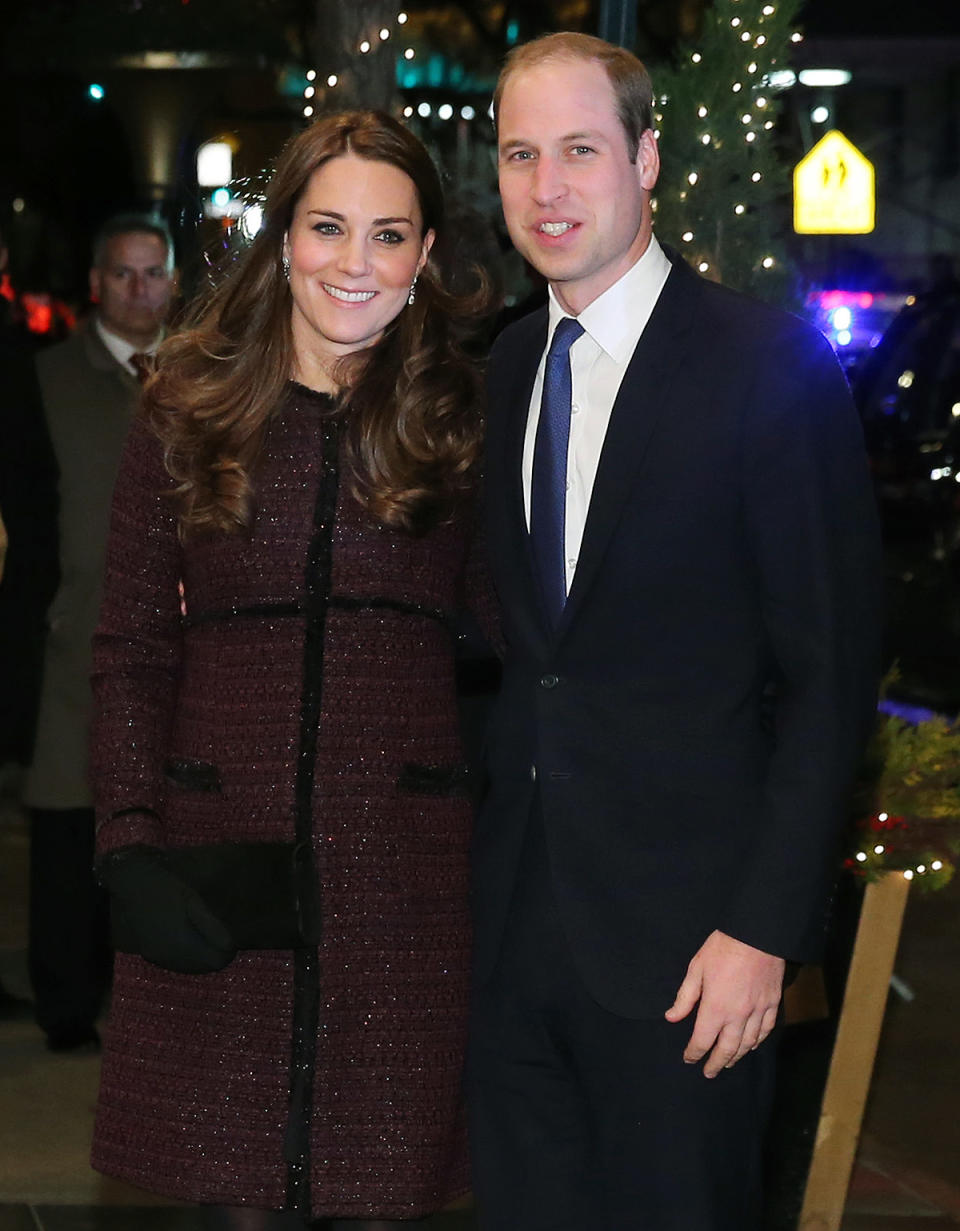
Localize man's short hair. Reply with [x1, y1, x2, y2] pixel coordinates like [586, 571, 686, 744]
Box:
[493, 32, 654, 163]
[92, 213, 175, 272]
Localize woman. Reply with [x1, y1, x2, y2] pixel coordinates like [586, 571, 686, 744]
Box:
[90, 111, 494, 1230]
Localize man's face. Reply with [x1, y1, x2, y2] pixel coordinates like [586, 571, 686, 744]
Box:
[498, 57, 659, 316]
[89, 231, 176, 347]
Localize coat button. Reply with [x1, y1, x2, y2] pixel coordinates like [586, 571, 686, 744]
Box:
[540, 674, 559, 689]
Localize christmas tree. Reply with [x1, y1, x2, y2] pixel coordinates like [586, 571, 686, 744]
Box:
[651, 0, 804, 306]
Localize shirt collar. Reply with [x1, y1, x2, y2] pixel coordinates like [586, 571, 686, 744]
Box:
[94, 317, 163, 370]
[546, 233, 671, 365]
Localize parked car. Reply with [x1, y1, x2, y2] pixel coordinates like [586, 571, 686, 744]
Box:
[854, 281, 960, 711]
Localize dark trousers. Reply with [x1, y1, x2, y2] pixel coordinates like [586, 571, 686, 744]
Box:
[29, 806, 112, 1037]
[468, 810, 777, 1231]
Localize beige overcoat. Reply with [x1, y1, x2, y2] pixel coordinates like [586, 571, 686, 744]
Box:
[25, 320, 140, 808]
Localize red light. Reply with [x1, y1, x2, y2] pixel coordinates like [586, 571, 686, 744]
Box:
[23, 295, 53, 334]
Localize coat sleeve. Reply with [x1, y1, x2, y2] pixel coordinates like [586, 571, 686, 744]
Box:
[90, 416, 183, 855]
[718, 325, 883, 962]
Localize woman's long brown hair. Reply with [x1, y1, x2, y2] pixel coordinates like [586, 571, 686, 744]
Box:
[147, 110, 493, 536]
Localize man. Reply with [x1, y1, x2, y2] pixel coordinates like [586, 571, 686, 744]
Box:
[469, 33, 882, 1229]
[24, 213, 177, 1050]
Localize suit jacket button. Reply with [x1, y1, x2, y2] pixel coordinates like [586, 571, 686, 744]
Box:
[540, 674, 559, 689]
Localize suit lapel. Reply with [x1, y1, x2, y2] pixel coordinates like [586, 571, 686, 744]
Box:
[490, 310, 549, 633]
[557, 260, 700, 638]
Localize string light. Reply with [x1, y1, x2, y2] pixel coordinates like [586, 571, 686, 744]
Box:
[652, 2, 802, 293]
[403, 105, 413, 117]
[304, 86, 315, 99]
[303, 105, 314, 118]
[308, 9, 412, 115]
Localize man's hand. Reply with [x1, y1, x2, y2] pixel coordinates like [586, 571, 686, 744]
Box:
[664, 930, 784, 1078]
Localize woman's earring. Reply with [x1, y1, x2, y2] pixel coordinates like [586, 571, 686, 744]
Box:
[282, 255, 291, 280]
[407, 276, 418, 306]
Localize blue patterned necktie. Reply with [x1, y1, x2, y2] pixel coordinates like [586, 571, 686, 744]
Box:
[530, 317, 584, 627]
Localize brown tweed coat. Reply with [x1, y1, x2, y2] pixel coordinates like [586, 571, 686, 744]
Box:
[90, 383, 488, 1219]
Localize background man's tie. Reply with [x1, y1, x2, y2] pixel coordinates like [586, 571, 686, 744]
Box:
[130, 352, 153, 383]
[530, 317, 584, 627]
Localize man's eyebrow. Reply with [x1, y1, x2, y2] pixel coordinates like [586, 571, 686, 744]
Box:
[499, 131, 607, 151]
[305, 209, 414, 226]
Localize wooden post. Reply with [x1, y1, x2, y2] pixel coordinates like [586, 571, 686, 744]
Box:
[798, 872, 911, 1231]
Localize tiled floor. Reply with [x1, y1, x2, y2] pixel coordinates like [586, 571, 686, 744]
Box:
[2, 787, 958, 1230]
[0, 1212, 477, 1230]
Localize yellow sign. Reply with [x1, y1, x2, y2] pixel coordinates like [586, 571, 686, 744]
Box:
[794, 130, 875, 234]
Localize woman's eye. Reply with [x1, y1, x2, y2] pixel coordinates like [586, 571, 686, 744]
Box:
[313, 222, 341, 235]
[375, 230, 405, 245]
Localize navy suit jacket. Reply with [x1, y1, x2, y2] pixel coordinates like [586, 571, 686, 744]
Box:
[474, 252, 883, 1019]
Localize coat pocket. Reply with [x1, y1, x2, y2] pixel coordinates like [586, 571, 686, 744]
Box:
[163, 758, 223, 793]
[397, 762, 473, 798]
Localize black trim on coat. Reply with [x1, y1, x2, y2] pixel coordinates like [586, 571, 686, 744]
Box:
[397, 762, 473, 798]
[182, 595, 452, 629]
[162, 758, 222, 792]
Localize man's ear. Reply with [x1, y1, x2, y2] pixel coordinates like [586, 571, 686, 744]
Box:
[636, 129, 660, 193]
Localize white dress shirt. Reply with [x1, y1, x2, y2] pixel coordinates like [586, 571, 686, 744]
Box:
[522, 234, 672, 594]
[95, 317, 162, 378]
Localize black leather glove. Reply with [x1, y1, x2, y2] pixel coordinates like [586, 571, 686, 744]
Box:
[97, 844, 236, 974]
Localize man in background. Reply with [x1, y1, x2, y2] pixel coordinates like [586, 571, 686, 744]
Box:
[25, 213, 177, 1050]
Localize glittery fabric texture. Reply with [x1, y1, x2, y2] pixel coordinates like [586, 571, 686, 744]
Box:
[89, 383, 480, 1218]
